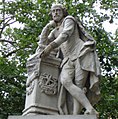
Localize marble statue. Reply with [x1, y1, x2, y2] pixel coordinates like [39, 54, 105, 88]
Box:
[40, 4, 101, 117]
[23, 3, 101, 118]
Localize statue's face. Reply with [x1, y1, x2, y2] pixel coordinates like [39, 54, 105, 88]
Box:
[51, 6, 64, 22]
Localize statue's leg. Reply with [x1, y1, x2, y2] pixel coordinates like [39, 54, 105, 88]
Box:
[73, 60, 88, 114]
[73, 98, 82, 114]
[73, 86, 88, 114]
[73, 87, 87, 114]
[60, 59, 98, 116]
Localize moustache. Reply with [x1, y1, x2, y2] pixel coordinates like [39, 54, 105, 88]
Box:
[54, 15, 60, 17]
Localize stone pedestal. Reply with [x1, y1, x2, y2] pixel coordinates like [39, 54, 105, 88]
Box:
[22, 56, 61, 115]
[8, 115, 97, 119]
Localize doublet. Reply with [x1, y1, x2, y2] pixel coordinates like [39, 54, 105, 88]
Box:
[54, 16, 84, 59]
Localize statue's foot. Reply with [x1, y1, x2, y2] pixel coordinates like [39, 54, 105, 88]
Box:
[84, 109, 99, 118]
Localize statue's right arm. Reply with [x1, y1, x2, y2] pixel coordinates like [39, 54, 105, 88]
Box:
[40, 24, 51, 44]
[40, 21, 56, 44]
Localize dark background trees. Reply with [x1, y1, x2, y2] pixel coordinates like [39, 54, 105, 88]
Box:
[0, 0, 117, 119]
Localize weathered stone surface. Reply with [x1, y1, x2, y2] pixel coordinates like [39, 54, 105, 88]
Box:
[23, 3, 101, 116]
[8, 115, 97, 119]
[35, 3, 101, 115]
[23, 56, 61, 116]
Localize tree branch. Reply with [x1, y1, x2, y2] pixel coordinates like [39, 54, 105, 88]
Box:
[3, 45, 32, 58]
[0, 17, 16, 38]
[0, 39, 16, 45]
[8, 20, 16, 25]
[3, 49, 19, 58]
[0, 16, 15, 25]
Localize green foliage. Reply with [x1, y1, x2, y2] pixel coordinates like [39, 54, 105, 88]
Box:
[0, 57, 26, 119]
[0, 0, 118, 119]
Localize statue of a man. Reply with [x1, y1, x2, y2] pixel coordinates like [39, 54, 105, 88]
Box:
[40, 4, 101, 116]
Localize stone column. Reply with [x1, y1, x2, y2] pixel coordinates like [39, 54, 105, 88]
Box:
[22, 54, 61, 115]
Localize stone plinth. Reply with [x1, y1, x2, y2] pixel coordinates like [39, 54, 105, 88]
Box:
[23, 56, 61, 116]
[8, 115, 97, 119]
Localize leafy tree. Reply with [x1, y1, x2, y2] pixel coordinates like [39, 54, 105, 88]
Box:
[0, 0, 117, 119]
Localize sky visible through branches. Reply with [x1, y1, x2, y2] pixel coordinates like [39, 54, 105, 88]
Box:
[1, 0, 117, 36]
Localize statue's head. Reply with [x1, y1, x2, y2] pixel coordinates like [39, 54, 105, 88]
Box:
[49, 4, 68, 22]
